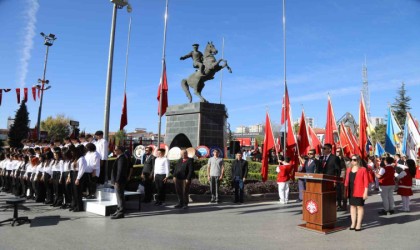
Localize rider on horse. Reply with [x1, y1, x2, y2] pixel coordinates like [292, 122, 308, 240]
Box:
[180, 44, 205, 75]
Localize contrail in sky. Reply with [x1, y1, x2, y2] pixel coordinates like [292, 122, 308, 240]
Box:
[17, 0, 39, 87]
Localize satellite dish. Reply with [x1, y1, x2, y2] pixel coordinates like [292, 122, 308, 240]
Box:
[133, 145, 145, 160]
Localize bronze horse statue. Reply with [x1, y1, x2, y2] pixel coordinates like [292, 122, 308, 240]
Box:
[181, 42, 232, 103]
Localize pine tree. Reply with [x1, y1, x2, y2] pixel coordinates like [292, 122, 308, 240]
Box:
[7, 101, 30, 148]
[391, 82, 411, 128]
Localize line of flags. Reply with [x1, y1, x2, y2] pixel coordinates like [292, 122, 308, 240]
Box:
[0, 87, 41, 105]
[259, 85, 420, 182]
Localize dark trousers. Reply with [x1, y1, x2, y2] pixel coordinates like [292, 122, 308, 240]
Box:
[98, 160, 106, 184]
[62, 172, 72, 205]
[27, 173, 34, 198]
[210, 176, 221, 202]
[44, 173, 53, 203]
[142, 173, 153, 202]
[34, 174, 46, 202]
[154, 174, 166, 202]
[81, 172, 91, 196]
[336, 182, 347, 208]
[90, 175, 98, 196]
[52, 171, 63, 206]
[20, 175, 26, 197]
[174, 178, 188, 206]
[233, 176, 245, 202]
[72, 171, 84, 211]
[115, 183, 126, 214]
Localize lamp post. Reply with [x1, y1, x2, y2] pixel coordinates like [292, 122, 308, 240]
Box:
[36, 32, 56, 141]
[103, 0, 132, 184]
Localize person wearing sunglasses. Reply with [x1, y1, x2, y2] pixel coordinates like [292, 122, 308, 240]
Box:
[344, 155, 369, 231]
[297, 149, 319, 202]
[317, 143, 340, 177]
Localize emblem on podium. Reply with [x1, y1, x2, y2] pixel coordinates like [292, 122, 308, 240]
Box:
[305, 199, 318, 215]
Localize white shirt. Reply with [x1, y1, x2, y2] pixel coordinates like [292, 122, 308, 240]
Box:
[85, 151, 101, 175]
[42, 161, 53, 176]
[63, 160, 73, 172]
[154, 157, 169, 177]
[95, 138, 108, 160]
[76, 157, 88, 180]
[51, 160, 64, 173]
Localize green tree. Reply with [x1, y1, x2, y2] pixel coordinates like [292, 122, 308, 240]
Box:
[372, 123, 386, 146]
[41, 114, 71, 141]
[8, 101, 30, 148]
[114, 129, 126, 146]
[391, 82, 411, 128]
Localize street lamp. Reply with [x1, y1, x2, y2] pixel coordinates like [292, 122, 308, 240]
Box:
[103, 0, 132, 184]
[36, 32, 56, 141]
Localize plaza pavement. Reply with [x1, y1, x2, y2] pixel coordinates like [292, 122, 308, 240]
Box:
[1, 188, 419, 250]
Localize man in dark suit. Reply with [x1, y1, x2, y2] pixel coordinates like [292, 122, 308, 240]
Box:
[111, 146, 128, 219]
[231, 152, 248, 203]
[141, 147, 155, 203]
[297, 149, 320, 202]
[316, 143, 340, 177]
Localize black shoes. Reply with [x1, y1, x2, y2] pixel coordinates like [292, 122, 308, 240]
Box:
[389, 210, 395, 215]
[174, 204, 183, 208]
[378, 210, 388, 215]
[111, 213, 124, 219]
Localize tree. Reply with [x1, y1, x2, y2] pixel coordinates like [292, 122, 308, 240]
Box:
[392, 82, 411, 128]
[41, 114, 71, 141]
[372, 123, 386, 146]
[8, 101, 30, 148]
[114, 129, 126, 146]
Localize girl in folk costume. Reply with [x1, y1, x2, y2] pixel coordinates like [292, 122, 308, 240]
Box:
[415, 158, 420, 186]
[375, 156, 396, 215]
[367, 156, 376, 192]
[395, 159, 416, 212]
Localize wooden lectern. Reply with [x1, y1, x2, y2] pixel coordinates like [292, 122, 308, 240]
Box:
[295, 173, 345, 234]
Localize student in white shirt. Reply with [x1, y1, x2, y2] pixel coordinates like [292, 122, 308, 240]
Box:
[154, 148, 170, 206]
[94, 130, 108, 184]
[85, 143, 101, 199]
[71, 145, 87, 212]
[51, 148, 64, 207]
[42, 151, 54, 205]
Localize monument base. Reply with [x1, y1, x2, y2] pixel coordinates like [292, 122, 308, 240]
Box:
[165, 102, 227, 151]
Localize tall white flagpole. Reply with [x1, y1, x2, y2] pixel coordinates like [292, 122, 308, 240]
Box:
[157, 0, 169, 148]
[282, 0, 287, 154]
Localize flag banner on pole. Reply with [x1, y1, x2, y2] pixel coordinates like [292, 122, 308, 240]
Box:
[157, 60, 168, 116]
[32, 87, 37, 101]
[348, 127, 361, 156]
[261, 112, 275, 182]
[308, 125, 321, 154]
[374, 142, 385, 157]
[119, 92, 128, 131]
[298, 110, 311, 155]
[366, 138, 373, 156]
[23, 88, 28, 102]
[385, 107, 402, 155]
[402, 112, 420, 160]
[359, 94, 368, 159]
[0, 89, 2, 106]
[281, 84, 289, 125]
[16, 88, 20, 104]
[325, 95, 338, 148]
[339, 122, 352, 157]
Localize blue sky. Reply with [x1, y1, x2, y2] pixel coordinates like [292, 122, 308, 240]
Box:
[0, 0, 419, 134]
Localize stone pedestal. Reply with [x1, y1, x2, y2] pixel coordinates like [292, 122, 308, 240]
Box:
[165, 102, 227, 151]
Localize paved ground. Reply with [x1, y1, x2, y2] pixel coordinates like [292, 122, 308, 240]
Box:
[1, 189, 419, 250]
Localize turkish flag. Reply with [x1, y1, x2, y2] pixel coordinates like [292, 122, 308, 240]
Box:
[23, 88, 28, 102]
[348, 127, 361, 155]
[16, 88, 21, 104]
[324, 95, 338, 147]
[32, 87, 37, 101]
[281, 84, 290, 125]
[261, 112, 275, 182]
[119, 92, 128, 131]
[358, 94, 368, 159]
[339, 122, 353, 157]
[298, 110, 311, 155]
[308, 125, 321, 154]
[157, 60, 168, 117]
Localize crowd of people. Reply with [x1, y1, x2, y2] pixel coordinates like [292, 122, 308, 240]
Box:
[280, 143, 420, 231]
[1, 135, 419, 227]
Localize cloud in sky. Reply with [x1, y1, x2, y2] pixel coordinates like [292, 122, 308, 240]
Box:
[17, 0, 39, 87]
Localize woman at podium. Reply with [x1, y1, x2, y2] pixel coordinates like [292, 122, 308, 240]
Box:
[344, 155, 369, 231]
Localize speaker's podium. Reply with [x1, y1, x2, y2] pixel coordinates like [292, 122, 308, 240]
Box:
[295, 173, 345, 234]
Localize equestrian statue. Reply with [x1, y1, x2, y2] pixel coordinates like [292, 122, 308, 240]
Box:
[180, 42, 232, 103]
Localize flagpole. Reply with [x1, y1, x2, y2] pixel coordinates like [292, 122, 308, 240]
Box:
[157, 0, 169, 148]
[219, 37, 225, 104]
[123, 16, 132, 94]
[282, 0, 287, 156]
